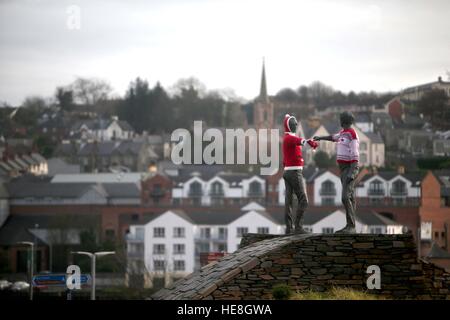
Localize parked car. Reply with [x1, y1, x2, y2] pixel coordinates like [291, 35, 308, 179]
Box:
[0, 280, 12, 290]
[10, 281, 30, 291]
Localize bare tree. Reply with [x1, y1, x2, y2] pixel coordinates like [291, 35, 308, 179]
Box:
[71, 77, 112, 106]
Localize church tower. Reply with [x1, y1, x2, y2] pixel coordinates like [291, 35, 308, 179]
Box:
[253, 59, 274, 129]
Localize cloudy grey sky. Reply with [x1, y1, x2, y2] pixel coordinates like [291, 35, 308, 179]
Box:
[1, 0, 449, 105]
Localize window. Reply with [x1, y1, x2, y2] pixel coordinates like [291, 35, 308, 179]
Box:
[173, 227, 185, 238]
[210, 181, 224, 196]
[200, 228, 211, 239]
[249, 181, 262, 196]
[174, 260, 185, 271]
[189, 181, 202, 197]
[360, 153, 367, 163]
[131, 214, 139, 221]
[218, 227, 227, 240]
[197, 243, 210, 253]
[322, 227, 334, 234]
[153, 260, 165, 271]
[392, 197, 405, 206]
[257, 227, 269, 234]
[320, 180, 336, 196]
[370, 197, 383, 205]
[360, 142, 367, 151]
[173, 244, 185, 254]
[304, 226, 313, 233]
[268, 185, 273, 192]
[370, 227, 383, 234]
[135, 227, 145, 240]
[153, 244, 165, 254]
[369, 179, 384, 196]
[391, 180, 406, 196]
[237, 227, 249, 237]
[435, 231, 439, 239]
[153, 227, 165, 238]
[321, 198, 335, 206]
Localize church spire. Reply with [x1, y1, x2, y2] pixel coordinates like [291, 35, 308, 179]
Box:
[259, 58, 268, 102]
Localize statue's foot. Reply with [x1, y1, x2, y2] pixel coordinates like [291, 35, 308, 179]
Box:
[334, 226, 356, 234]
[294, 227, 310, 235]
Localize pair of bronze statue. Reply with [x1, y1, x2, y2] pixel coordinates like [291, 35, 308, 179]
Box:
[282, 111, 359, 234]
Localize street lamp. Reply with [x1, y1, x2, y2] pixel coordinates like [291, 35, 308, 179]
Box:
[17, 241, 34, 300]
[71, 251, 115, 300]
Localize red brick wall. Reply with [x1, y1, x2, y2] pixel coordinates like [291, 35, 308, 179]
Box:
[141, 173, 173, 205]
[420, 171, 450, 250]
[388, 99, 403, 121]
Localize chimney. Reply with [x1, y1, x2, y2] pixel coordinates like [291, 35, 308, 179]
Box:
[397, 165, 405, 175]
[438, 76, 442, 83]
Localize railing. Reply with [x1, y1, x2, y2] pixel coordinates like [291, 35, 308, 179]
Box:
[126, 235, 144, 242]
[390, 189, 407, 196]
[319, 188, 337, 196]
[209, 190, 224, 197]
[195, 235, 227, 242]
[188, 190, 203, 197]
[368, 189, 385, 196]
[247, 190, 263, 197]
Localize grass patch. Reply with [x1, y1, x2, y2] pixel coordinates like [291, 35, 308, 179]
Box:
[292, 287, 384, 300]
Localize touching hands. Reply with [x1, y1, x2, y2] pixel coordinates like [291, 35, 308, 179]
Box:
[307, 139, 319, 150]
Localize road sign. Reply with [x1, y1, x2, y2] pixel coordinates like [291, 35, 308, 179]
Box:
[32, 274, 91, 287]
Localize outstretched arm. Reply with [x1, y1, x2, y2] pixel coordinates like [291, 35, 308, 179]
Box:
[313, 135, 334, 142]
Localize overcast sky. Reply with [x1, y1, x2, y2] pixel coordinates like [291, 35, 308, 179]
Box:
[1, 0, 449, 105]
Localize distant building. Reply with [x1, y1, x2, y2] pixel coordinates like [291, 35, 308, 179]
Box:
[126, 205, 403, 280]
[55, 139, 158, 172]
[356, 171, 423, 207]
[172, 171, 265, 206]
[46, 158, 81, 175]
[243, 60, 274, 130]
[400, 76, 450, 102]
[69, 116, 135, 141]
[354, 113, 373, 133]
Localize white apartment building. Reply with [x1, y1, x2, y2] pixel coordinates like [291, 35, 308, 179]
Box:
[127, 204, 404, 280]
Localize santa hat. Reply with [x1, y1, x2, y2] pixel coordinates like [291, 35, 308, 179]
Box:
[284, 114, 297, 133]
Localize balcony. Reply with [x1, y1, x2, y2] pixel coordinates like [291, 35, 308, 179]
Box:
[195, 235, 227, 242]
[319, 188, 337, 196]
[188, 189, 203, 197]
[247, 190, 263, 197]
[209, 190, 224, 197]
[390, 188, 407, 196]
[126, 234, 144, 243]
[368, 189, 385, 196]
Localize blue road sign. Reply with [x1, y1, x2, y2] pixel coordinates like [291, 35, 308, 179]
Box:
[32, 274, 91, 287]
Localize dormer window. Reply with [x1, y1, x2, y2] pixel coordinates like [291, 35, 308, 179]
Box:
[248, 181, 262, 197]
[391, 180, 406, 196]
[210, 181, 224, 197]
[369, 179, 384, 196]
[188, 181, 202, 197]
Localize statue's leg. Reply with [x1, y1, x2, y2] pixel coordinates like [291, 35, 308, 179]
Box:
[283, 171, 294, 234]
[336, 164, 356, 233]
[293, 170, 308, 230]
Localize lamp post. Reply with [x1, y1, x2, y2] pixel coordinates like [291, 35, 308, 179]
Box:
[71, 251, 115, 300]
[17, 241, 34, 300]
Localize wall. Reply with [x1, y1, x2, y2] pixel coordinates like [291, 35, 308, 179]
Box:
[153, 233, 450, 300]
